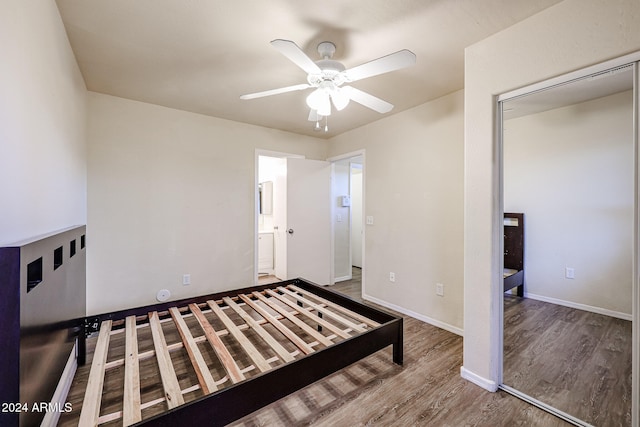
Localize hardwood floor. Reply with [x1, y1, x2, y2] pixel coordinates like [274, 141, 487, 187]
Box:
[504, 294, 632, 426]
[232, 268, 570, 427]
[63, 268, 609, 426]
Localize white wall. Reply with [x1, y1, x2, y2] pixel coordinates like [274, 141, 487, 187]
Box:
[327, 90, 465, 333]
[0, 0, 87, 245]
[505, 91, 633, 317]
[463, 0, 640, 392]
[87, 92, 326, 314]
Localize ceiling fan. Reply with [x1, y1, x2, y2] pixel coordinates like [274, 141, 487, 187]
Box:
[240, 39, 416, 128]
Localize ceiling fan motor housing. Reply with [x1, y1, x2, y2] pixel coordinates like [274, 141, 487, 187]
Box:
[308, 59, 346, 86]
[317, 41, 336, 58]
[307, 41, 347, 86]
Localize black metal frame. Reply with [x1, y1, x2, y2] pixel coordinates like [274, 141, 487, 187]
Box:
[83, 278, 403, 426]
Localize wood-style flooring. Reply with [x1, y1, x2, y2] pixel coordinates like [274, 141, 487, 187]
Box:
[504, 294, 632, 427]
[64, 267, 632, 426]
[232, 268, 570, 426]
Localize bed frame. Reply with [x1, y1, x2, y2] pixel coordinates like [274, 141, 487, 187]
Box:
[504, 212, 524, 296]
[0, 226, 87, 427]
[0, 227, 403, 427]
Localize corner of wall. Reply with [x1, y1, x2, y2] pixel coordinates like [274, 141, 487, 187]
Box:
[460, 366, 498, 392]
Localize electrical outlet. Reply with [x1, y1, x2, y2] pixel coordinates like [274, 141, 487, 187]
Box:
[436, 283, 444, 296]
[183, 274, 191, 285]
[389, 272, 396, 282]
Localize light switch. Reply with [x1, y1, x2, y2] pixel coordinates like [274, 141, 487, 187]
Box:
[565, 267, 575, 279]
[337, 214, 342, 222]
[366, 216, 374, 225]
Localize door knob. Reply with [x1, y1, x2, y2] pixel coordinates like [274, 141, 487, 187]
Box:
[287, 228, 294, 234]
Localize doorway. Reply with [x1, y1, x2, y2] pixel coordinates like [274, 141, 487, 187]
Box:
[329, 151, 365, 295]
[498, 61, 638, 426]
[257, 154, 287, 284]
[255, 151, 332, 286]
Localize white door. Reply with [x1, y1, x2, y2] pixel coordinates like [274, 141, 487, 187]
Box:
[285, 157, 332, 285]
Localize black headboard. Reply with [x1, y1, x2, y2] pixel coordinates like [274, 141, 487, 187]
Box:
[0, 226, 86, 426]
[504, 213, 524, 271]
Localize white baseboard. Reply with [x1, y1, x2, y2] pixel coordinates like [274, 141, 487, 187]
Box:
[460, 366, 498, 392]
[525, 292, 632, 321]
[40, 341, 77, 427]
[362, 293, 464, 336]
[333, 275, 352, 283]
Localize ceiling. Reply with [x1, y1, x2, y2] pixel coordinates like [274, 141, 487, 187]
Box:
[56, 0, 564, 139]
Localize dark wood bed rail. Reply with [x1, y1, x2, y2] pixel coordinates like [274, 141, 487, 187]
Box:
[142, 317, 402, 426]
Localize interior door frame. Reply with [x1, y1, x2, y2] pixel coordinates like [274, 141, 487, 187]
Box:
[327, 150, 366, 293]
[495, 54, 640, 426]
[254, 149, 303, 285]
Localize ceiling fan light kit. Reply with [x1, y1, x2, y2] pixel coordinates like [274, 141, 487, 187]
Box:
[240, 39, 416, 132]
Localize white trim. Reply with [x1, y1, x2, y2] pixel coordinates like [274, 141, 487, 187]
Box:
[40, 342, 77, 427]
[332, 275, 351, 283]
[499, 384, 594, 427]
[497, 56, 640, 427]
[363, 293, 463, 336]
[633, 60, 639, 427]
[329, 161, 336, 285]
[499, 51, 640, 102]
[326, 150, 365, 163]
[524, 292, 632, 322]
[460, 366, 498, 392]
[327, 149, 366, 296]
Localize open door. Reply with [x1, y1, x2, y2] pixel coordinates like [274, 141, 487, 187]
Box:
[284, 157, 331, 285]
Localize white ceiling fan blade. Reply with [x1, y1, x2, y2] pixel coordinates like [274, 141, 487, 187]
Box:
[342, 49, 416, 82]
[240, 83, 310, 100]
[271, 39, 322, 75]
[344, 86, 394, 113]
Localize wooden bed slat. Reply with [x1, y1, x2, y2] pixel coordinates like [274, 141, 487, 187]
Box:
[78, 320, 112, 426]
[189, 303, 245, 383]
[206, 300, 272, 372]
[287, 284, 380, 327]
[238, 293, 315, 355]
[277, 286, 367, 333]
[252, 291, 334, 347]
[123, 316, 142, 426]
[223, 297, 295, 363]
[266, 289, 351, 339]
[68, 278, 401, 426]
[169, 307, 218, 394]
[148, 311, 185, 409]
